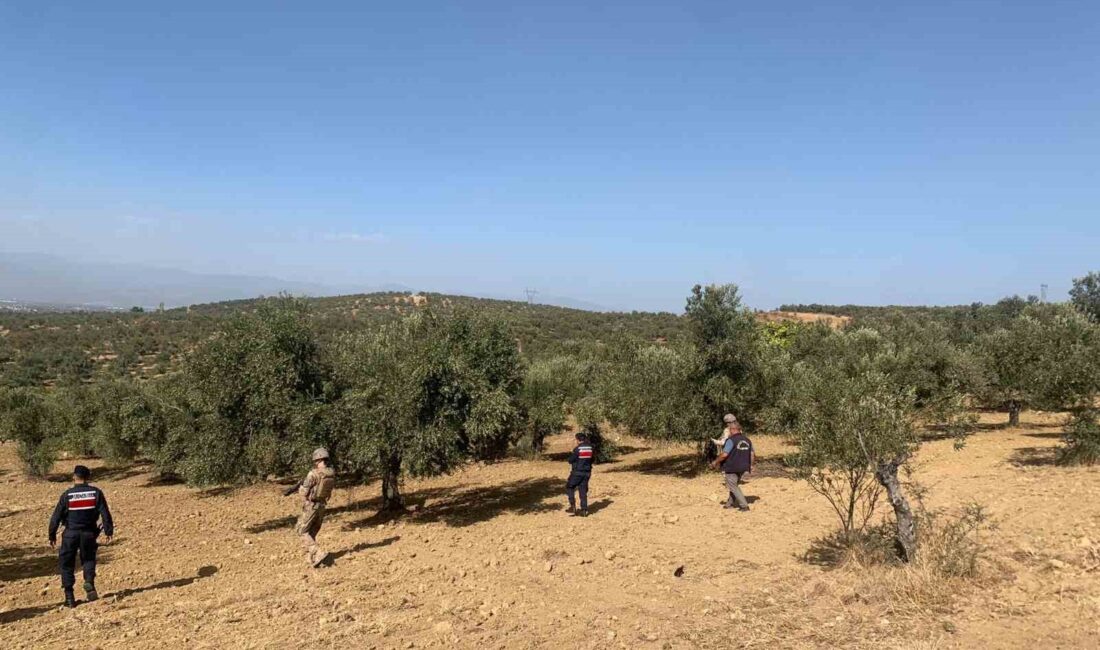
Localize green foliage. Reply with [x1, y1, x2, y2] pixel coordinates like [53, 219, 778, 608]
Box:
[571, 394, 617, 463]
[52, 385, 102, 457]
[332, 310, 524, 505]
[1026, 305, 1100, 413]
[519, 355, 591, 454]
[601, 344, 710, 443]
[685, 284, 776, 429]
[176, 296, 332, 484]
[1070, 271, 1100, 322]
[761, 321, 798, 349]
[91, 380, 168, 465]
[777, 326, 974, 560]
[782, 364, 912, 537]
[1058, 410, 1100, 466]
[974, 318, 1042, 423]
[0, 388, 59, 477]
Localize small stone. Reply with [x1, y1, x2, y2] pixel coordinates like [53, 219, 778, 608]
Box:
[942, 621, 958, 633]
[545, 562, 554, 573]
[606, 631, 616, 640]
[604, 551, 616, 561]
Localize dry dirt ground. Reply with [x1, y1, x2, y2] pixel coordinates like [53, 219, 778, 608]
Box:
[1, 413, 1098, 649]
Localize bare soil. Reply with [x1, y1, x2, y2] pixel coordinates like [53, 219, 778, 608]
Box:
[1, 412, 1097, 649]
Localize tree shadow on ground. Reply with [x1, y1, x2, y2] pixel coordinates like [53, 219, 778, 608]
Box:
[197, 486, 240, 499]
[607, 453, 794, 480]
[801, 527, 897, 569]
[326, 536, 400, 564]
[143, 473, 186, 487]
[246, 514, 299, 534]
[606, 452, 704, 478]
[47, 463, 150, 483]
[345, 477, 563, 529]
[110, 565, 219, 603]
[921, 419, 1062, 442]
[0, 546, 59, 583]
[542, 445, 648, 463]
[1009, 446, 1059, 467]
[246, 487, 457, 534]
[1, 544, 115, 584]
[1023, 432, 1063, 440]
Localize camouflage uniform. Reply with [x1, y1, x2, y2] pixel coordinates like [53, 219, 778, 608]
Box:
[295, 450, 336, 567]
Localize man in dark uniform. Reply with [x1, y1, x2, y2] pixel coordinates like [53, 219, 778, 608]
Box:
[565, 432, 594, 517]
[48, 465, 114, 608]
[712, 421, 754, 512]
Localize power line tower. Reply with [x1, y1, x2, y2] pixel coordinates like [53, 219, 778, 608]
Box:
[1040, 284, 1049, 303]
[524, 288, 539, 306]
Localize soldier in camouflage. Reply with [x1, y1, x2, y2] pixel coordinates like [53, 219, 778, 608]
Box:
[294, 448, 336, 568]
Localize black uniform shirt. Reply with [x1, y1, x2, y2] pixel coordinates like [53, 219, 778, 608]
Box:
[568, 443, 595, 475]
[48, 484, 114, 542]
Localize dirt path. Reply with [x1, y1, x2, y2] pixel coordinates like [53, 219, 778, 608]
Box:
[1, 413, 1097, 649]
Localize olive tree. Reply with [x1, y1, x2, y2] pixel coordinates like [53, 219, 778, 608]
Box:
[175, 296, 333, 484]
[519, 355, 592, 453]
[601, 343, 711, 446]
[684, 284, 775, 430]
[1026, 305, 1100, 465]
[90, 379, 169, 465]
[334, 311, 523, 510]
[0, 388, 59, 477]
[780, 328, 972, 562]
[974, 319, 1044, 426]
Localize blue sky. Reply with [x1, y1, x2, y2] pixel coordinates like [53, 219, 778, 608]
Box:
[2, 1, 1098, 312]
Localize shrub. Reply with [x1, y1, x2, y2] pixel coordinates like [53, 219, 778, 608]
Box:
[1058, 411, 1100, 466]
[0, 388, 59, 477]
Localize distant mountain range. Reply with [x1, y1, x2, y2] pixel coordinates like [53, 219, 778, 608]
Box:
[0, 252, 608, 312]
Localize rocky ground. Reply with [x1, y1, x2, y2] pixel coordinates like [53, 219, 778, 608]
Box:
[1, 412, 1098, 649]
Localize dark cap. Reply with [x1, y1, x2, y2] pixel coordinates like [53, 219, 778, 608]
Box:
[73, 465, 91, 480]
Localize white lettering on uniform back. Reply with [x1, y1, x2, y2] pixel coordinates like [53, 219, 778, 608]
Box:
[68, 490, 98, 511]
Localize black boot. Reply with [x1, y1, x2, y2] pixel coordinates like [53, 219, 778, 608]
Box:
[84, 582, 98, 602]
[566, 505, 575, 515]
[64, 590, 76, 609]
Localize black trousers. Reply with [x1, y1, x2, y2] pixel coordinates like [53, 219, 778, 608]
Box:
[566, 473, 590, 510]
[58, 531, 98, 591]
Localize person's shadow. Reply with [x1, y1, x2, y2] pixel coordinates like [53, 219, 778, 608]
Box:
[586, 499, 613, 515]
[324, 536, 400, 566]
[0, 566, 219, 624]
[109, 565, 219, 603]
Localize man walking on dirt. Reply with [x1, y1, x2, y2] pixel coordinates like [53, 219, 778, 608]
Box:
[712, 414, 754, 512]
[293, 448, 336, 568]
[565, 432, 594, 517]
[48, 465, 114, 609]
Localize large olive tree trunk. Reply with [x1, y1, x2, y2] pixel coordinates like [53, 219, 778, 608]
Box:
[1007, 401, 1021, 427]
[875, 458, 917, 563]
[380, 452, 404, 511]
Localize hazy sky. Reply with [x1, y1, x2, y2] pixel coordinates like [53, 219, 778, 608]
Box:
[2, 1, 1098, 312]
